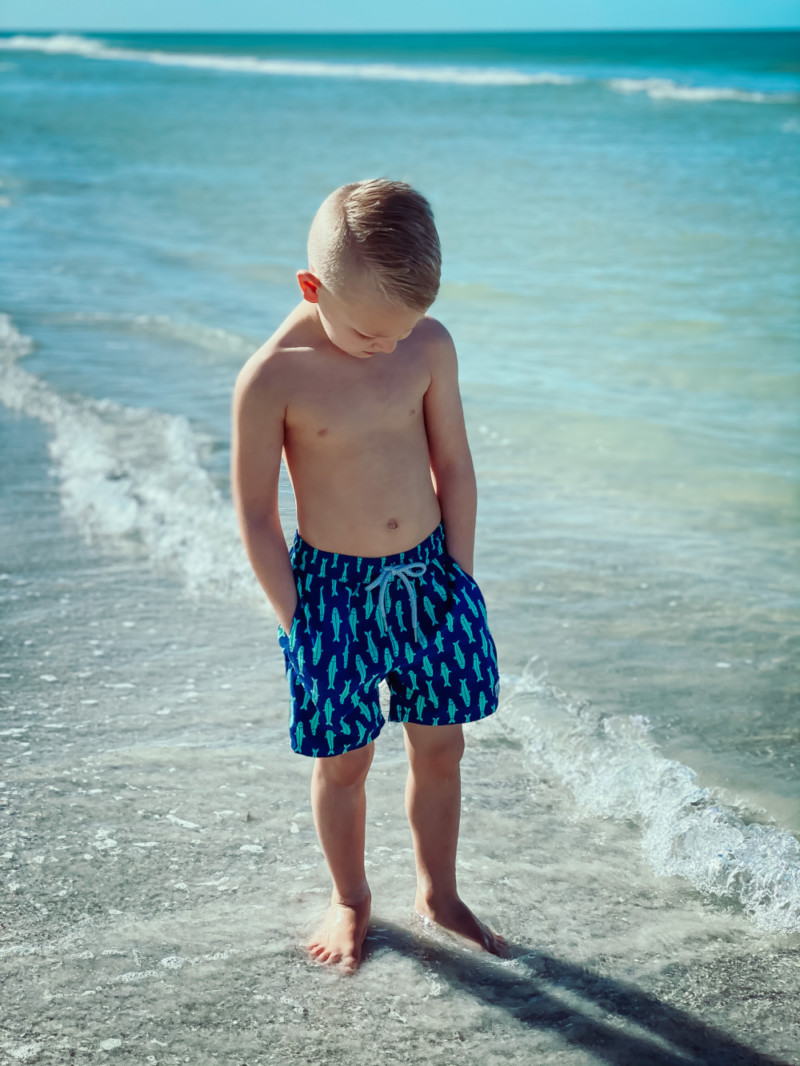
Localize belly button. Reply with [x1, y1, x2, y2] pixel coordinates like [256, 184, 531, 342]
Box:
[387, 519, 399, 530]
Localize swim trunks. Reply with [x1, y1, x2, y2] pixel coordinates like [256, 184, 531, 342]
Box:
[277, 524, 500, 757]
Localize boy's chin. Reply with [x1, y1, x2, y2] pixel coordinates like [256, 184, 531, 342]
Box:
[340, 346, 376, 360]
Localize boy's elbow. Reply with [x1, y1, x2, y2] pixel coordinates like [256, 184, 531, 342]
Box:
[240, 504, 280, 536]
[435, 453, 475, 483]
[233, 489, 279, 536]
[433, 457, 476, 495]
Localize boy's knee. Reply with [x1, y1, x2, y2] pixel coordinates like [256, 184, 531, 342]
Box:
[313, 742, 374, 789]
[405, 724, 465, 773]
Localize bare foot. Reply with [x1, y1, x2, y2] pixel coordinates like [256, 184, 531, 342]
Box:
[307, 891, 372, 975]
[414, 894, 508, 957]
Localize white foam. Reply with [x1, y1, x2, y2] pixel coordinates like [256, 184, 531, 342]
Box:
[0, 34, 576, 88]
[608, 76, 797, 105]
[0, 34, 107, 56]
[0, 313, 263, 607]
[504, 658, 800, 934]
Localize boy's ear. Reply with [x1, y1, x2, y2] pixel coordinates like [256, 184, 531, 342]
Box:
[297, 270, 321, 304]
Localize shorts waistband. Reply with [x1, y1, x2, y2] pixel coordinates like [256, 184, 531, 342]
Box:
[290, 524, 445, 580]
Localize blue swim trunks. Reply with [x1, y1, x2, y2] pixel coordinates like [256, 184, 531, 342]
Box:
[277, 525, 500, 757]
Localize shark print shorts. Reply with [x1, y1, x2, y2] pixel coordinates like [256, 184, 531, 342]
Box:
[277, 524, 500, 757]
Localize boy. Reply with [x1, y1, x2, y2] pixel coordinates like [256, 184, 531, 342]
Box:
[232, 179, 503, 974]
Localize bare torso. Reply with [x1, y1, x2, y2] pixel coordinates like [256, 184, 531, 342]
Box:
[272, 304, 442, 556]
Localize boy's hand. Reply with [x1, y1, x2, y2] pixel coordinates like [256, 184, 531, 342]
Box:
[276, 596, 298, 634]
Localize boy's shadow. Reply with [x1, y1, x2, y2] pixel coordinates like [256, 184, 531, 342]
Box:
[361, 921, 793, 1066]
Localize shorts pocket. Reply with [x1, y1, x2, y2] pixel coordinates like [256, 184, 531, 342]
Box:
[445, 554, 489, 622]
[277, 595, 304, 642]
[446, 555, 485, 596]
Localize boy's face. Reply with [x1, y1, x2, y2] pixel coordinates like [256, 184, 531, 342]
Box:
[299, 271, 424, 360]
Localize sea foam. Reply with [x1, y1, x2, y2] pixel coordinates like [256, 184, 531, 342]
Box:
[0, 314, 262, 607]
[504, 658, 800, 935]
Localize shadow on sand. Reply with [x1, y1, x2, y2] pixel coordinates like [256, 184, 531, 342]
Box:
[360, 921, 793, 1066]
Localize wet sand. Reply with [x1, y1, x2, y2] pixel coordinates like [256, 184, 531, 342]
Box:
[2, 545, 798, 1066]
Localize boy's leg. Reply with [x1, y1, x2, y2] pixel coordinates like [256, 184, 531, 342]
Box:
[308, 742, 374, 973]
[403, 722, 506, 956]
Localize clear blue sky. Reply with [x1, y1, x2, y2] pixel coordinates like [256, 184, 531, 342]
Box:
[1, 0, 799, 31]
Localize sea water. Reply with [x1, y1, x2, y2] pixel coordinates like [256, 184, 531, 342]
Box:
[1, 31, 799, 1065]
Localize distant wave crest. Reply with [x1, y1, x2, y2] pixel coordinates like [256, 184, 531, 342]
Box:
[2, 33, 796, 103]
[505, 658, 800, 935]
[0, 33, 576, 87]
[608, 75, 797, 104]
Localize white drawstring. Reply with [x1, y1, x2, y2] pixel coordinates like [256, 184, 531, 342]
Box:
[366, 562, 428, 642]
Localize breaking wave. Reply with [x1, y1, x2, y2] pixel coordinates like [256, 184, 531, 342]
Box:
[0, 313, 262, 607]
[503, 658, 800, 935]
[607, 76, 797, 104]
[3, 34, 797, 104]
[0, 34, 576, 87]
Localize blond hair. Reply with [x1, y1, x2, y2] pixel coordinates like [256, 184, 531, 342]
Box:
[307, 179, 441, 312]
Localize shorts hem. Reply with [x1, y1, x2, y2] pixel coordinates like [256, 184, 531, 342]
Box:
[388, 704, 499, 728]
[289, 719, 385, 758]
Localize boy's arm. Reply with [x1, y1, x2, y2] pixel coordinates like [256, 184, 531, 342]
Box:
[423, 322, 478, 575]
[231, 353, 297, 630]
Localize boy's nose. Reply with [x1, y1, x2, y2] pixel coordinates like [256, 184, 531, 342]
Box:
[372, 338, 397, 354]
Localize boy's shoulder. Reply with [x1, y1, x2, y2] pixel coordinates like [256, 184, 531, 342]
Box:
[415, 315, 458, 374]
[415, 314, 452, 346]
[406, 315, 458, 370]
[234, 306, 313, 397]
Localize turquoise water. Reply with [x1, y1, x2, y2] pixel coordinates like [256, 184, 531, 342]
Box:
[1, 31, 799, 1065]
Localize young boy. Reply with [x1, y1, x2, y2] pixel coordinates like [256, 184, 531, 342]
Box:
[231, 179, 503, 973]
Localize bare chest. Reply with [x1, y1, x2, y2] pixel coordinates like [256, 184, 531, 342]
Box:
[285, 350, 429, 443]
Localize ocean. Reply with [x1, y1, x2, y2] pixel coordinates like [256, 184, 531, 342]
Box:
[0, 29, 798, 1066]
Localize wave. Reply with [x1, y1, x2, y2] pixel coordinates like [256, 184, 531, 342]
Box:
[55, 311, 256, 359]
[607, 76, 798, 104]
[503, 658, 800, 935]
[0, 313, 262, 607]
[0, 34, 575, 87]
[2, 34, 797, 104]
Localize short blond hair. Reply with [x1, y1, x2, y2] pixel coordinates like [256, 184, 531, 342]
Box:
[307, 179, 441, 312]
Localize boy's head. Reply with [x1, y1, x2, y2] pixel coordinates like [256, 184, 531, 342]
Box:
[304, 179, 441, 313]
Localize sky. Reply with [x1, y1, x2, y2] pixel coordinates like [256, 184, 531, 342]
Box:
[1, 0, 799, 32]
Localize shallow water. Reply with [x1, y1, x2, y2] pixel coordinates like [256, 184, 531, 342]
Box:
[1, 29, 799, 1065]
[2, 397, 799, 1064]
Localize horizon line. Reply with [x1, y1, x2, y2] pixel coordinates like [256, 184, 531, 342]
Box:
[2, 26, 799, 35]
